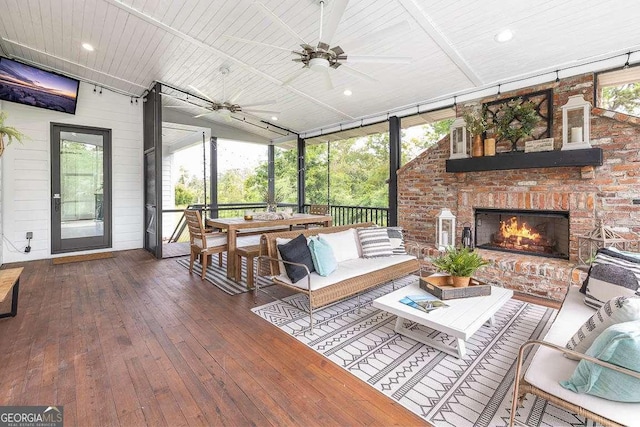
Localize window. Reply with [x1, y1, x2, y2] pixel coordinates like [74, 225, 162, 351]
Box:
[596, 66, 640, 117]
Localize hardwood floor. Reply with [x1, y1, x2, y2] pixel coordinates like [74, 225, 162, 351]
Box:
[0, 250, 428, 427]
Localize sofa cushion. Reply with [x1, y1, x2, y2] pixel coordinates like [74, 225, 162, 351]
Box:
[273, 254, 417, 291]
[566, 296, 640, 359]
[308, 237, 337, 277]
[582, 248, 640, 295]
[582, 263, 639, 309]
[560, 320, 640, 402]
[524, 286, 639, 426]
[277, 234, 315, 283]
[386, 226, 406, 255]
[357, 227, 393, 258]
[318, 229, 360, 263]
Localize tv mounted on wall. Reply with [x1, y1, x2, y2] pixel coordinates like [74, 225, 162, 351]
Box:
[0, 57, 80, 114]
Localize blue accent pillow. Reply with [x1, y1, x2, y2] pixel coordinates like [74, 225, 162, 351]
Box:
[277, 234, 315, 283]
[561, 319, 640, 402]
[308, 237, 338, 276]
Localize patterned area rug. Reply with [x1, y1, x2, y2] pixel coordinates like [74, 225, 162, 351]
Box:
[252, 276, 601, 427]
[177, 253, 272, 295]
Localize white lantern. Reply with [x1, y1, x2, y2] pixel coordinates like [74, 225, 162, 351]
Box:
[449, 117, 470, 159]
[437, 208, 456, 250]
[561, 95, 592, 151]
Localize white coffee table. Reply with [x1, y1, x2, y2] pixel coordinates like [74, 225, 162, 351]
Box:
[372, 281, 513, 358]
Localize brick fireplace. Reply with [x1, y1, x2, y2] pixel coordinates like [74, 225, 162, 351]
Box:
[398, 73, 640, 301]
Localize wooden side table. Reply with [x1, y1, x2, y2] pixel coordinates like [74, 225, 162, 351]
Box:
[0, 267, 23, 318]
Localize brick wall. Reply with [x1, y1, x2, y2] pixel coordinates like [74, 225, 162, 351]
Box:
[398, 72, 640, 300]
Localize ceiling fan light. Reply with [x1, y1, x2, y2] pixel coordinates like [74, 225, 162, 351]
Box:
[309, 57, 329, 71]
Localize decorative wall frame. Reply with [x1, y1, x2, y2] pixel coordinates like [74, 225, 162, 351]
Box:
[483, 89, 553, 152]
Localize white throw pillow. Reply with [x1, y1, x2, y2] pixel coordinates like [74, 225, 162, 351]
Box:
[565, 295, 640, 359]
[318, 229, 361, 263]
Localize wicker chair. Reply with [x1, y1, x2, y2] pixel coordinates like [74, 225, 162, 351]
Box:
[184, 209, 227, 279]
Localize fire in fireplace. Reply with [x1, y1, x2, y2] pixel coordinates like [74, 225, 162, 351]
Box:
[474, 208, 569, 259]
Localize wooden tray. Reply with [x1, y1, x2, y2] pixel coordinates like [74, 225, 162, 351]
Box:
[419, 273, 491, 300]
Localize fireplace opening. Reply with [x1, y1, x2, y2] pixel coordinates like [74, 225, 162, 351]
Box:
[474, 208, 569, 259]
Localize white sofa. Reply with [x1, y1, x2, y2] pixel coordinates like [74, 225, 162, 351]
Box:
[258, 223, 420, 332]
[510, 284, 640, 427]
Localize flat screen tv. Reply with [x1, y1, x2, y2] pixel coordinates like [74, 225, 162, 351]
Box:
[0, 57, 80, 114]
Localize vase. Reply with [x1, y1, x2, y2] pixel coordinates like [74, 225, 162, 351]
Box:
[451, 276, 471, 288]
[472, 135, 483, 157]
[483, 138, 496, 156]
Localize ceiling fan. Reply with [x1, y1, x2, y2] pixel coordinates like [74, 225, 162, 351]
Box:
[166, 65, 280, 121]
[225, 0, 412, 89]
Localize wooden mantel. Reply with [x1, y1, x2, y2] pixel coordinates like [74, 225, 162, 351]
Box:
[445, 148, 603, 173]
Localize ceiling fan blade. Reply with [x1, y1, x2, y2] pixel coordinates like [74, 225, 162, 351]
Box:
[281, 67, 309, 86]
[193, 111, 218, 118]
[337, 64, 377, 83]
[222, 35, 293, 53]
[320, 0, 349, 46]
[242, 108, 281, 114]
[255, 2, 307, 45]
[345, 20, 411, 52]
[345, 55, 412, 64]
[241, 99, 277, 108]
[188, 85, 216, 103]
[322, 70, 334, 90]
[228, 88, 246, 104]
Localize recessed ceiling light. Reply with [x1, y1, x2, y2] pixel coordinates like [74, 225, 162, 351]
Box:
[82, 43, 94, 51]
[271, 116, 278, 121]
[343, 89, 352, 96]
[494, 29, 513, 43]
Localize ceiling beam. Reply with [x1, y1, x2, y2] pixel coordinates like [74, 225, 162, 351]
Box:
[398, 0, 483, 87]
[105, 0, 355, 126]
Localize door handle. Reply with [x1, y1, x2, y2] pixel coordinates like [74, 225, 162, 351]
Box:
[53, 193, 61, 212]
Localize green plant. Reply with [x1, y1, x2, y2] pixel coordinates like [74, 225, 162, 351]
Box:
[431, 246, 490, 277]
[495, 98, 539, 151]
[462, 110, 488, 136]
[0, 111, 26, 156]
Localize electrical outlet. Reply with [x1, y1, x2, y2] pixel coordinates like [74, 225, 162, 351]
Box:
[26, 231, 33, 239]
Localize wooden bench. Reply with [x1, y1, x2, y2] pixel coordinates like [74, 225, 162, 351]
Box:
[235, 245, 261, 289]
[0, 267, 23, 318]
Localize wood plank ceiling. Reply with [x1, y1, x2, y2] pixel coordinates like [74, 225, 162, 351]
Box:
[0, 0, 639, 142]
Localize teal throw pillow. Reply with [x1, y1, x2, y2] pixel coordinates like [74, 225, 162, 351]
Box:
[560, 319, 640, 402]
[308, 237, 338, 277]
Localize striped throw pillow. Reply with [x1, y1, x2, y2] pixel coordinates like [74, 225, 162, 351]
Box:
[387, 226, 406, 254]
[357, 227, 393, 258]
[582, 248, 640, 309]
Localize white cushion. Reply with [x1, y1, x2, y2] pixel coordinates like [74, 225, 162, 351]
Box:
[273, 254, 416, 291]
[524, 286, 639, 426]
[318, 229, 360, 263]
[194, 234, 227, 249]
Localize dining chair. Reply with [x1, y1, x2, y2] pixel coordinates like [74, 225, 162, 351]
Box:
[184, 209, 227, 279]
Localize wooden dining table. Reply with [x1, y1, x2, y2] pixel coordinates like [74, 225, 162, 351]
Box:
[206, 213, 332, 280]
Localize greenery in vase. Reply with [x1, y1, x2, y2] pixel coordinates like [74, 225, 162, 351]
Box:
[431, 246, 490, 277]
[463, 110, 488, 137]
[495, 98, 539, 150]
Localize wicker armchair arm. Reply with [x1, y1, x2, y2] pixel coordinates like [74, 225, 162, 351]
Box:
[510, 338, 640, 427]
[257, 255, 312, 291]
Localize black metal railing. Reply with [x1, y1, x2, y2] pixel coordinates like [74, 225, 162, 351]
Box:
[163, 203, 388, 243]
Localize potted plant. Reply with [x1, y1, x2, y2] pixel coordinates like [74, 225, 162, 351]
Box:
[0, 111, 26, 157]
[463, 109, 488, 157]
[495, 98, 538, 152]
[431, 246, 490, 287]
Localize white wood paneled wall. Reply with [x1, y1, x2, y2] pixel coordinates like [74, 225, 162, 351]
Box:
[1, 82, 144, 263]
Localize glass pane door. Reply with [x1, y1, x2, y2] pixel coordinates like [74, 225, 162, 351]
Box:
[51, 124, 111, 253]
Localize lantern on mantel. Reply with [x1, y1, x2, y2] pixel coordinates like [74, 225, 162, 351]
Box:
[561, 95, 592, 151]
[577, 220, 631, 264]
[437, 208, 456, 250]
[449, 117, 470, 159]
